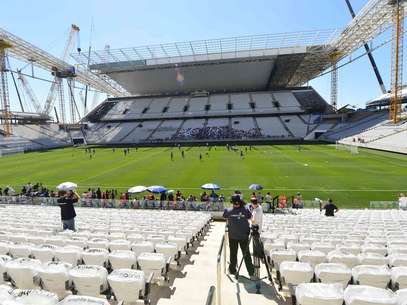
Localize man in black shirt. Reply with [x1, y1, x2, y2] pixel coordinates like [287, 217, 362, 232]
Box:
[57, 190, 78, 231]
[223, 195, 255, 279]
[324, 198, 339, 217]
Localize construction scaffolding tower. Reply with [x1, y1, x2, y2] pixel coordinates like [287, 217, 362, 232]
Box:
[390, 0, 404, 123]
[0, 40, 12, 136]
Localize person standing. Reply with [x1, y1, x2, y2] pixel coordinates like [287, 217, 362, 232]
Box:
[57, 190, 78, 231]
[265, 192, 272, 212]
[251, 199, 263, 231]
[223, 195, 255, 279]
[323, 198, 339, 217]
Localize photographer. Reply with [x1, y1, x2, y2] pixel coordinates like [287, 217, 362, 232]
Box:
[57, 190, 78, 231]
[223, 195, 255, 279]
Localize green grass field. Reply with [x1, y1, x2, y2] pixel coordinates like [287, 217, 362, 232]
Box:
[0, 144, 406, 208]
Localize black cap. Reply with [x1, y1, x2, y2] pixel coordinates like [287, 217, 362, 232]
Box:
[231, 195, 241, 204]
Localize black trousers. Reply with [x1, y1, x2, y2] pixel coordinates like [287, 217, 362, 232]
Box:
[228, 238, 254, 276]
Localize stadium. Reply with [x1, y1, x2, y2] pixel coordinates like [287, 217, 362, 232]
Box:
[0, 0, 407, 304]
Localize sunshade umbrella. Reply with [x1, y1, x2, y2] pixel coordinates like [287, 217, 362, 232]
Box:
[147, 185, 167, 193]
[201, 183, 220, 190]
[249, 184, 263, 191]
[167, 190, 175, 194]
[128, 186, 147, 193]
[56, 182, 78, 191]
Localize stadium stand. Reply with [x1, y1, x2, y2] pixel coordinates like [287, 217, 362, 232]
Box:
[82, 87, 338, 144]
[336, 119, 407, 154]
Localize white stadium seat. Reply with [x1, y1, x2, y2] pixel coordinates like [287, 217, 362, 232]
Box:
[131, 241, 154, 258]
[352, 265, 391, 288]
[396, 288, 407, 305]
[391, 266, 407, 289]
[54, 247, 82, 266]
[137, 252, 166, 282]
[314, 263, 352, 287]
[107, 269, 146, 304]
[0, 284, 14, 301]
[8, 244, 32, 259]
[280, 261, 314, 286]
[5, 258, 42, 289]
[343, 285, 397, 305]
[108, 250, 137, 270]
[11, 289, 59, 305]
[327, 250, 359, 268]
[57, 295, 109, 305]
[68, 265, 108, 298]
[155, 243, 178, 262]
[358, 253, 388, 266]
[295, 283, 344, 305]
[109, 239, 131, 251]
[389, 253, 407, 267]
[31, 244, 57, 263]
[0, 255, 12, 284]
[298, 250, 326, 266]
[81, 248, 109, 267]
[38, 261, 72, 299]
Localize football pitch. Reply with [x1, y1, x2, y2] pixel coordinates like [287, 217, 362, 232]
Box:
[0, 144, 406, 208]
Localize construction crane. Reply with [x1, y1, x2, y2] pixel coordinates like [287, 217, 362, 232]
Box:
[42, 24, 80, 124]
[0, 39, 12, 136]
[389, 0, 404, 123]
[16, 70, 43, 114]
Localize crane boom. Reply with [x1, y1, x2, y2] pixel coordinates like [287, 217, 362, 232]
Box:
[17, 70, 42, 113]
[42, 24, 80, 116]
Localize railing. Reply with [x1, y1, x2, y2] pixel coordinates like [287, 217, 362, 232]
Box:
[0, 195, 226, 211]
[216, 226, 228, 305]
[205, 286, 216, 305]
[369, 201, 399, 209]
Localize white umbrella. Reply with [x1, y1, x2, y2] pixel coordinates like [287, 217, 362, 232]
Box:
[128, 185, 147, 193]
[56, 182, 78, 191]
[201, 183, 220, 190]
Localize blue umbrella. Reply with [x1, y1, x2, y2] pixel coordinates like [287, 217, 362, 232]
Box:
[201, 183, 220, 190]
[147, 185, 167, 193]
[249, 184, 263, 190]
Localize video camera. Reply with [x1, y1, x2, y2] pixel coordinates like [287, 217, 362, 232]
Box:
[251, 224, 260, 235]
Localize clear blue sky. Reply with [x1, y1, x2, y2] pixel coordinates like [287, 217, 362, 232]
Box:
[1, 0, 401, 114]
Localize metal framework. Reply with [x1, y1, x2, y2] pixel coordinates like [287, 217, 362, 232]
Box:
[72, 30, 340, 66]
[0, 40, 12, 136]
[390, 0, 404, 123]
[0, 26, 129, 97]
[331, 0, 406, 58]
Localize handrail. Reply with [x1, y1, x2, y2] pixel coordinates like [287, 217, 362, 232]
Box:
[216, 226, 228, 305]
[205, 286, 216, 305]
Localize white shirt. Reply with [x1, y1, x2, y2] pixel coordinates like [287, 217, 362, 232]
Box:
[399, 197, 407, 209]
[251, 205, 263, 230]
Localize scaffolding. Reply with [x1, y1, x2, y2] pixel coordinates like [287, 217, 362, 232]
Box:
[390, 0, 404, 123]
[0, 40, 12, 136]
[0, 26, 129, 97]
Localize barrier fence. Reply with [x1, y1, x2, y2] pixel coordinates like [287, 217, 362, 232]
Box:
[0, 195, 225, 211]
[0, 196, 402, 211]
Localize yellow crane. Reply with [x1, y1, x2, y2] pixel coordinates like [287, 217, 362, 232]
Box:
[390, 0, 404, 124]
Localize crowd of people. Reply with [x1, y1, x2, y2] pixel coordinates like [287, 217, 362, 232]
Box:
[173, 126, 262, 140]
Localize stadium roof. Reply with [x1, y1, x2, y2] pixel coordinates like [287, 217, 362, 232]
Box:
[71, 0, 406, 96]
[71, 30, 338, 96]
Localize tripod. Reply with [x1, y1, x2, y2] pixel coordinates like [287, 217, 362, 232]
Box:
[235, 226, 273, 294]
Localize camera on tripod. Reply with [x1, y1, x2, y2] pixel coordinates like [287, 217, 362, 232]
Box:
[251, 224, 260, 235]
